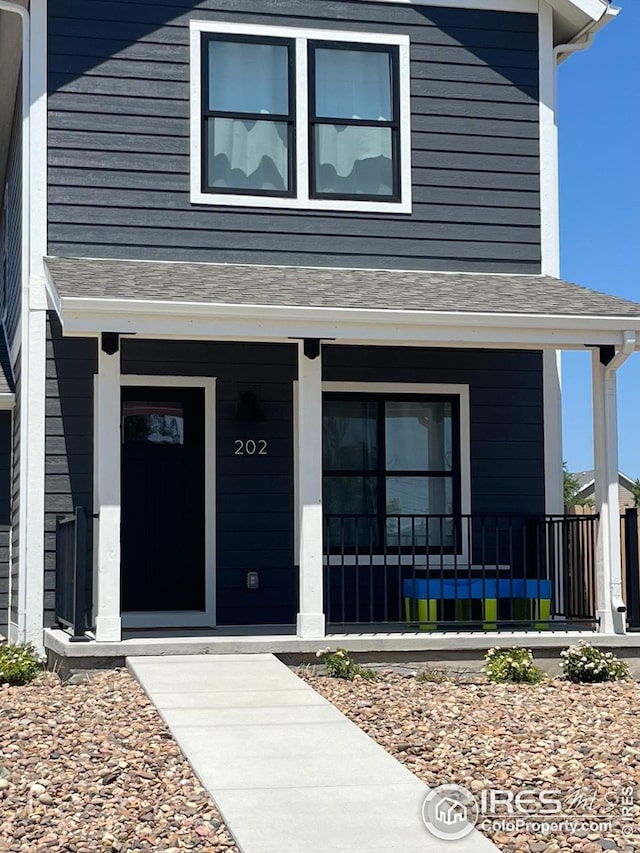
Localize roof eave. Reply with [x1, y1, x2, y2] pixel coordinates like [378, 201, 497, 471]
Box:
[549, 0, 620, 50]
[52, 292, 640, 351]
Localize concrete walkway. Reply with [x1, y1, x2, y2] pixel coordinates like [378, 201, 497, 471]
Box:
[128, 654, 498, 853]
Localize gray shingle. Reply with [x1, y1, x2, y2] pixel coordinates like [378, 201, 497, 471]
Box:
[45, 257, 640, 318]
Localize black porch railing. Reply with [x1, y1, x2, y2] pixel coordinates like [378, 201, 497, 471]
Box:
[323, 513, 599, 630]
[623, 508, 640, 630]
[55, 506, 92, 641]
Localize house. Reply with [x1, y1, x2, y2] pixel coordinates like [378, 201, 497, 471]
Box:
[573, 470, 639, 513]
[1, 0, 639, 662]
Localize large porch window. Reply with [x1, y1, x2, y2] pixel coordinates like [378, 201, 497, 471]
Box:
[323, 394, 460, 551]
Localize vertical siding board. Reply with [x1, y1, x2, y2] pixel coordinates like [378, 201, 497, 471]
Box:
[47, 0, 541, 272]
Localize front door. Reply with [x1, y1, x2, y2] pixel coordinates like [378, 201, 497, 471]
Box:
[121, 386, 206, 620]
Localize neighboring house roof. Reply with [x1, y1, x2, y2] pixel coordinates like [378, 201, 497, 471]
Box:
[575, 470, 638, 495]
[45, 257, 640, 319]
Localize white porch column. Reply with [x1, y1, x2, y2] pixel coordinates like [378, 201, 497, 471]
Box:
[94, 341, 122, 641]
[296, 340, 325, 640]
[592, 350, 625, 634]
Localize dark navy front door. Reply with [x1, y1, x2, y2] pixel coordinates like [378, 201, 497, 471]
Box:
[121, 386, 205, 613]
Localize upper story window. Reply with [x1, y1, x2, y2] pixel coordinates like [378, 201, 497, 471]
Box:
[310, 44, 399, 200]
[190, 21, 411, 213]
[203, 36, 295, 196]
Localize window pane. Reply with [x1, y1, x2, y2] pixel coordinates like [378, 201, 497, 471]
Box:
[208, 41, 289, 115]
[122, 402, 184, 445]
[324, 476, 378, 550]
[386, 476, 453, 515]
[385, 515, 454, 549]
[323, 400, 378, 470]
[385, 401, 452, 471]
[386, 477, 453, 548]
[324, 476, 377, 515]
[314, 48, 392, 121]
[207, 118, 288, 191]
[314, 125, 393, 196]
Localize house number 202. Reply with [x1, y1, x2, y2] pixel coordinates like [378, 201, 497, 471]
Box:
[234, 439, 268, 456]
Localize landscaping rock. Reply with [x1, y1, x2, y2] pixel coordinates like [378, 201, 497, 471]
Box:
[300, 669, 640, 853]
[0, 670, 238, 852]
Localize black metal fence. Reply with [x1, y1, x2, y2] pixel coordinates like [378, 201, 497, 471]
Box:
[624, 508, 640, 630]
[323, 513, 599, 630]
[55, 506, 92, 641]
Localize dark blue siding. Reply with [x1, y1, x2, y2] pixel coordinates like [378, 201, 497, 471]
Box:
[44, 314, 97, 626]
[48, 0, 541, 273]
[1, 87, 21, 351]
[121, 339, 298, 626]
[323, 346, 545, 514]
[46, 336, 544, 628]
[10, 360, 20, 628]
[0, 411, 11, 638]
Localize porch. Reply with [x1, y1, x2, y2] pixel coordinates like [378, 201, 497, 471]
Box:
[41, 257, 640, 656]
[53, 504, 640, 644]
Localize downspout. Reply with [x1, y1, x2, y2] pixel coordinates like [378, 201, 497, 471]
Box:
[605, 331, 636, 618]
[0, 0, 30, 641]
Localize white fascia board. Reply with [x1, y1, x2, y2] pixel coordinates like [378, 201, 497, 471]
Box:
[547, 0, 610, 22]
[549, 0, 618, 47]
[538, 0, 559, 278]
[339, 0, 536, 9]
[0, 392, 15, 409]
[55, 296, 640, 349]
[29, 0, 47, 286]
[310, 0, 607, 19]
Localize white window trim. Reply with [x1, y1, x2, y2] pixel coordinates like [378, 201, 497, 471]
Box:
[118, 375, 217, 630]
[294, 381, 472, 567]
[189, 21, 412, 213]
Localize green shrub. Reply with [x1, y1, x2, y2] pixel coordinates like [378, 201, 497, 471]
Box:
[316, 647, 376, 681]
[0, 643, 41, 686]
[482, 646, 543, 684]
[560, 641, 629, 683]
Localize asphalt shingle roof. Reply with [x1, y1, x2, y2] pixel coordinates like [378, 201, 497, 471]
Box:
[45, 257, 640, 319]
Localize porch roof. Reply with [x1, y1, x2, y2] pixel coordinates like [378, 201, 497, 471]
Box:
[45, 256, 640, 320]
[44, 257, 640, 351]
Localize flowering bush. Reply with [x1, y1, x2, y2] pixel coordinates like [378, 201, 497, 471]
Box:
[0, 642, 41, 686]
[559, 641, 629, 683]
[482, 646, 543, 684]
[316, 647, 376, 681]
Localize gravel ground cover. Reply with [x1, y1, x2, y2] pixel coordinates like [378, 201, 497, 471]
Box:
[0, 669, 238, 853]
[301, 668, 640, 853]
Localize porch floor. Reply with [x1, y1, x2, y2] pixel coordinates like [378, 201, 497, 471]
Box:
[45, 624, 640, 658]
[127, 653, 499, 853]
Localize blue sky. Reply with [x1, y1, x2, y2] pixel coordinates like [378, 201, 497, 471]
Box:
[558, 3, 640, 478]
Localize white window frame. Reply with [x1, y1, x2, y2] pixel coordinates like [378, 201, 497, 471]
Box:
[190, 20, 412, 213]
[294, 381, 472, 567]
